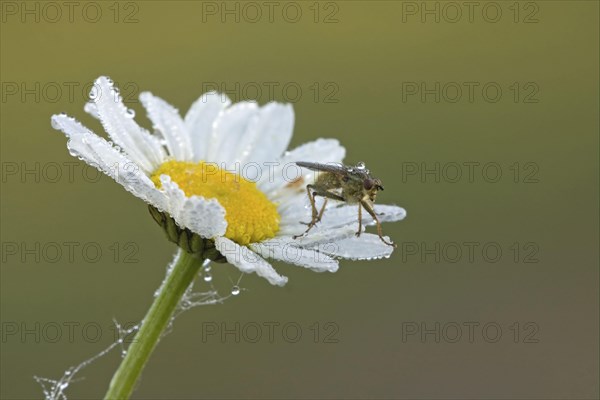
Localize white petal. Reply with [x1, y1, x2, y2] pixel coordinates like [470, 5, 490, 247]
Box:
[51, 114, 168, 210]
[281, 204, 407, 230]
[312, 234, 395, 260]
[83, 101, 100, 119]
[92, 76, 165, 173]
[206, 101, 259, 165]
[184, 92, 231, 161]
[284, 138, 346, 163]
[159, 175, 227, 239]
[275, 225, 357, 246]
[276, 191, 323, 224]
[140, 92, 193, 161]
[215, 237, 288, 286]
[259, 138, 346, 194]
[252, 239, 338, 273]
[237, 102, 294, 165]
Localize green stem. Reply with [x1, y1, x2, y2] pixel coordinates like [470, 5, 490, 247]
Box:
[104, 250, 204, 400]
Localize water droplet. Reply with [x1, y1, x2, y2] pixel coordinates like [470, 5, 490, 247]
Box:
[89, 86, 99, 100]
[64, 370, 71, 376]
[356, 161, 366, 170]
[121, 350, 127, 358]
[203, 273, 212, 282]
[125, 108, 135, 118]
[231, 286, 240, 296]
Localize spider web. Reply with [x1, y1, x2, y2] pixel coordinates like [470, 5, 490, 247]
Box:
[35, 250, 244, 400]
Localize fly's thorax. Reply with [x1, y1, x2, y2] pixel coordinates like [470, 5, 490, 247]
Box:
[314, 171, 344, 190]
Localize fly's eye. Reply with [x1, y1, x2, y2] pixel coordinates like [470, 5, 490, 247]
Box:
[363, 179, 374, 190]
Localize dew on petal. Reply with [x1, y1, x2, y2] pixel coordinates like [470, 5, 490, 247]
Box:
[89, 86, 99, 100]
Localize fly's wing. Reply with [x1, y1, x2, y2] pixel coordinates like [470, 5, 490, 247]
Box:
[295, 162, 349, 176]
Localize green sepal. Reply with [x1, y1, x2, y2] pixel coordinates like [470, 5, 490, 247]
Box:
[148, 205, 225, 263]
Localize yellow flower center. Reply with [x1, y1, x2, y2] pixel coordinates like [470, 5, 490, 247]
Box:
[151, 161, 280, 246]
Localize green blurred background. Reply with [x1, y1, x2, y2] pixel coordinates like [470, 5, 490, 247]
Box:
[1, 1, 598, 399]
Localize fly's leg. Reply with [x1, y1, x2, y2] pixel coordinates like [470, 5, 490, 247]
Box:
[294, 189, 343, 239]
[355, 203, 362, 237]
[300, 196, 328, 227]
[316, 198, 328, 223]
[299, 185, 318, 226]
[360, 199, 396, 247]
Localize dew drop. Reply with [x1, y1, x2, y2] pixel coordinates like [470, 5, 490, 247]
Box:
[89, 86, 99, 100]
[203, 273, 213, 282]
[231, 286, 240, 296]
[356, 161, 366, 170]
[121, 350, 127, 358]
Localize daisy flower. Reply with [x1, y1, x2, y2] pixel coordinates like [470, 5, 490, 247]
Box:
[51, 76, 406, 286]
